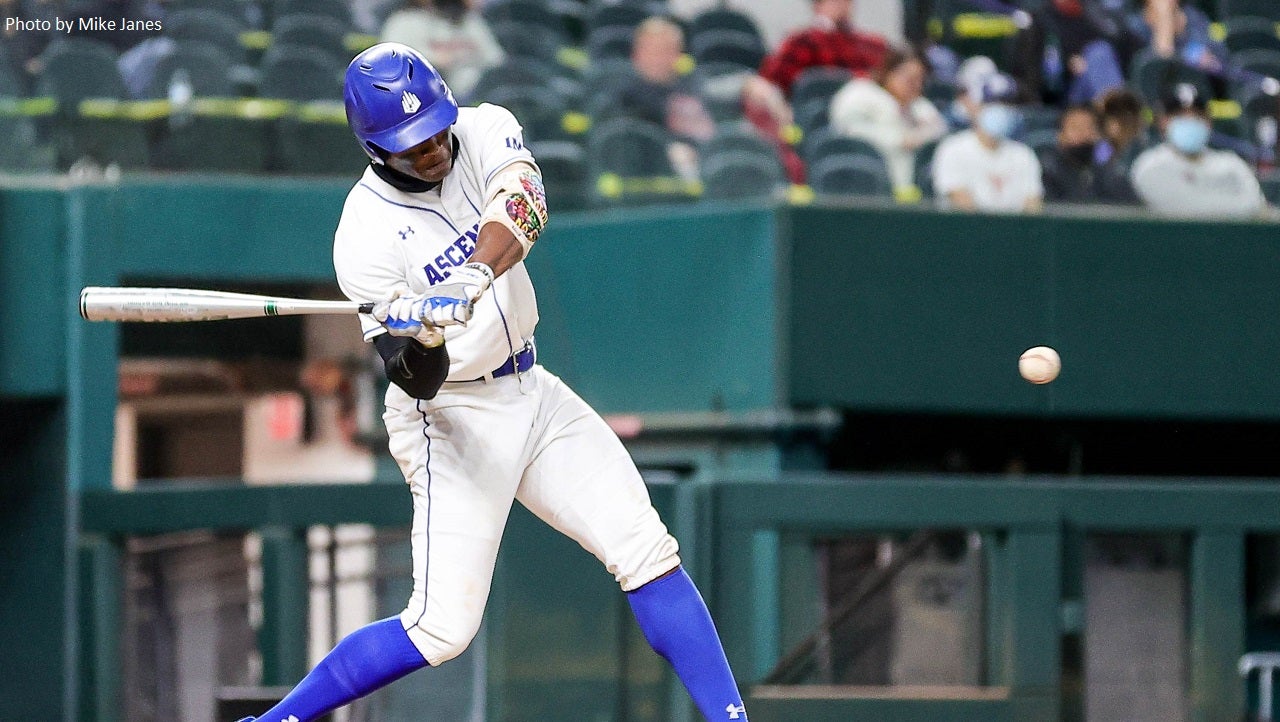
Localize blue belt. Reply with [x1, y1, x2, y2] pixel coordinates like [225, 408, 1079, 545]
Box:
[485, 344, 535, 380]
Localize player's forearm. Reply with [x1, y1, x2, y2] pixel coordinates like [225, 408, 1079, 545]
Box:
[471, 223, 525, 278]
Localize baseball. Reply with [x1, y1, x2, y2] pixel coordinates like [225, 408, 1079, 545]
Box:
[1019, 346, 1061, 384]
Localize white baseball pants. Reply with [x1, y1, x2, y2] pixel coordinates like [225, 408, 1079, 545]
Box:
[382, 365, 681, 665]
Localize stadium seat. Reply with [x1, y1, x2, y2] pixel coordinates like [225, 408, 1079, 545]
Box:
[1020, 105, 1062, 135]
[1223, 16, 1280, 55]
[529, 139, 588, 211]
[485, 0, 573, 39]
[271, 13, 349, 66]
[700, 149, 785, 200]
[491, 21, 567, 63]
[142, 41, 236, 99]
[587, 116, 695, 205]
[35, 39, 152, 170]
[585, 2, 650, 35]
[700, 124, 777, 163]
[477, 84, 570, 142]
[794, 99, 831, 136]
[1219, 0, 1280, 22]
[474, 58, 584, 111]
[688, 8, 763, 45]
[167, 0, 255, 26]
[36, 38, 127, 106]
[1023, 128, 1059, 156]
[800, 126, 886, 168]
[258, 43, 345, 102]
[0, 107, 57, 171]
[269, 0, 351, 25]
[587, 25, 635, 61]
[689, 29, 766, 72]
[163, 8, 247, 62]
[808, 153, 894, 198]
[1129, 48, 1213, 105]
[791, 66, 853, 114]
[274, 101, 369, 175]
[1230, 48, 1280, 91]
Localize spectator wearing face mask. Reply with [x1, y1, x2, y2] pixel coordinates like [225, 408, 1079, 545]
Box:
[932, 74, 1044, 213]
[1130, 83, 1267, 218]
[1040, 104, 1103, 203]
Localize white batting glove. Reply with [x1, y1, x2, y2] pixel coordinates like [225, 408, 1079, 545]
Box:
[417, 262, 494, 327]
[373, 290, 445, 347]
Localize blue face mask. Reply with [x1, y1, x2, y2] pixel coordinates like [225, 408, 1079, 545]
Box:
[1167, 116, 1211, 155]
[977, 104, 1018, 140]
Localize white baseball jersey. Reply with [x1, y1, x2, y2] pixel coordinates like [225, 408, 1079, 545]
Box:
[932, 129, 1044, 212]
[334, 103, 539, 385]
[329, 103, 680, 666]
[1130, 143, 1267, 219]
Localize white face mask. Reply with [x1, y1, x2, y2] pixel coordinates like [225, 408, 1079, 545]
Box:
[977, 104, 1018, 140]
[1167, 115, 1211, 155]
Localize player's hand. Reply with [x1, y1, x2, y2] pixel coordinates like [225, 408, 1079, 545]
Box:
[373, 290, 445, 347]
[419, 262, 494, 327]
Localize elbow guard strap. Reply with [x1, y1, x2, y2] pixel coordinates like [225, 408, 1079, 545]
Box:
[480, 165, 548, 259]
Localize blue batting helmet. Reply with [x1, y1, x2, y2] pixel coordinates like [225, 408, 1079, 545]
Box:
[344, 42, 459, 162]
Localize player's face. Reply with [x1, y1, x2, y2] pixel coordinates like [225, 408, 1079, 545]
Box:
[385, 127, 454, 183]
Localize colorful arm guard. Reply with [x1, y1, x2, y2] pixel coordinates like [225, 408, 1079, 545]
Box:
[480, 163, 548, 259]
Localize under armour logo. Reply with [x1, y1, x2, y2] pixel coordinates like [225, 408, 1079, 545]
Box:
[402, 90, 421, 114]
[282, 716, 300, 722]
[726, 703, 746, 719]
[398, 225, 414, 239]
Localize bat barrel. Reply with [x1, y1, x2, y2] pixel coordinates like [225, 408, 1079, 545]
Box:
[80, 287, 369, 322]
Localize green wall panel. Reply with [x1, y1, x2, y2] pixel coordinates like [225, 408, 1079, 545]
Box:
[0, 189, 66, 396]
[788, 206, 1280, 419]
[525, 202, 782, 414]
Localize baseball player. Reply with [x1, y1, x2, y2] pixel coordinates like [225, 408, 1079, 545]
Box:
[237, 43, 748, 722]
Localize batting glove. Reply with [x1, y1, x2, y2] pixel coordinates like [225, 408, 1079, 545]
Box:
[418, 262, 494, 327]
[374, 290, 445, 347]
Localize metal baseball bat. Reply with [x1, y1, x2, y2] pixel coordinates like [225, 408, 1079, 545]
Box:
[79, 287, 376, 322]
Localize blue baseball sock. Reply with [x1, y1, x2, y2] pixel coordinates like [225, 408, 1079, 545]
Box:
[627, 567, 749, 721]
[254, 616, 428, 722]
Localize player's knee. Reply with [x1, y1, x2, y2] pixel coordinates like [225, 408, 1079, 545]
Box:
[401, 612, 482, 665]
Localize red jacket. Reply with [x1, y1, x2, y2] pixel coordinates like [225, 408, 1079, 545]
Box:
[759, 21, 888, 98]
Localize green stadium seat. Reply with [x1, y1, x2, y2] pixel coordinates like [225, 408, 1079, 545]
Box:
[1129, 48, 1213, 105]
[808, 153, 894, 198]
[529, 139, 588, 211]
[791, 66, 852, 114]
[36, 38, 126, 107]
[163, 8, 247, 62]
[485, 0, 573, 39]
[1220, 0, 1280, 22]
[689, 29, 766, 72]
[587, 116, 697, 206]
[477, 84, 570, 143]
[274, 101, 369, 175]
[491, 21, 567, 63]
[1222, 16, 1280, 54]
[258, 43, 345, 102]
[142, 41, 236, 99]
[700, 149, 785, 200]
[587, 25, 635, 61]
[269, 0, 351, 26]
[270, 13, 350, 66]
[800, 126, 884, 167]
[913, 138, 941, 199]
[700, 124, 777, 164]
[688, 8, 763, 46]
[585, 2, 649, 34]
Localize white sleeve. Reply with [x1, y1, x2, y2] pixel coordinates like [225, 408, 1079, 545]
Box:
[829, 82, 904, 152]
[472, 103, 539, 200]
[333, 203, 405, 342]
[1228, 156, 1267, 215]
[931, 136, 967, 195]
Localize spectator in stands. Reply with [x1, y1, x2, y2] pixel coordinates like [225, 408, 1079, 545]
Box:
[1133, 0, 1225, 76]
[1093, 87, 1146, 204]
[828, 46, 948, 192]
[741, 0, 887, 184]
[1040, 104, 1102, 203]
[755, 0, 887, 100]
[620, 18, 715, 144]
[945, 55, 999, 131]
[617, 17, 715, 182]
[1131, 83, 1267, 218]
[380, 0, 504, 101]
[1015, 0, 1134, 106]
[932, 74, 1044, 213]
